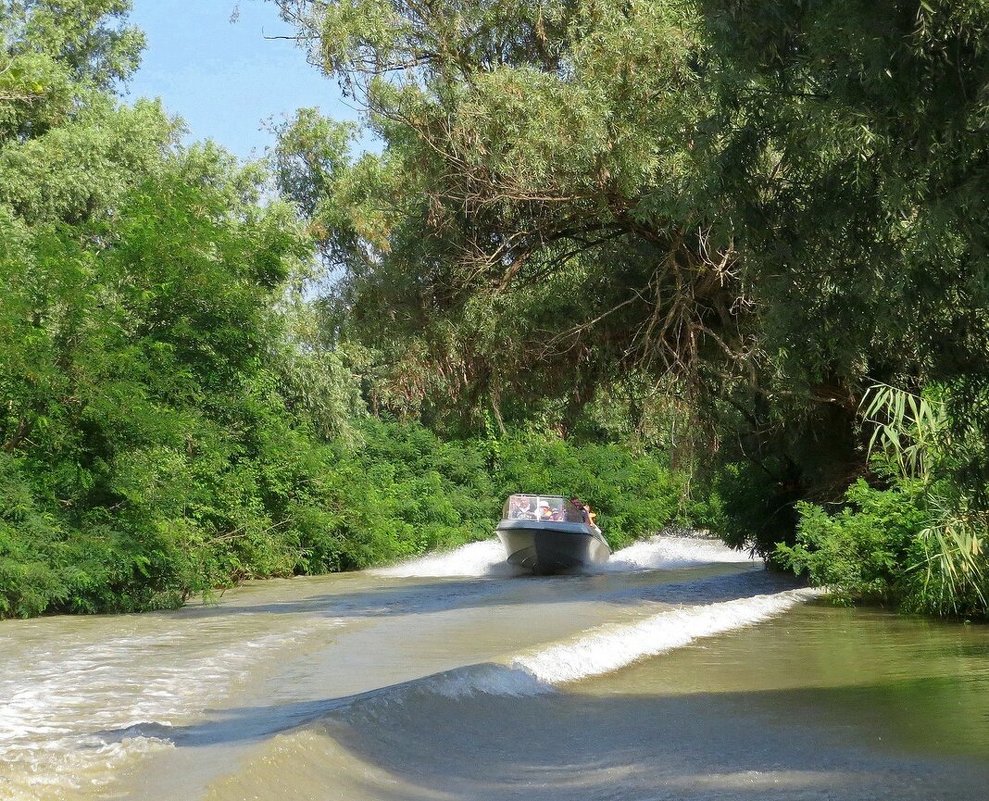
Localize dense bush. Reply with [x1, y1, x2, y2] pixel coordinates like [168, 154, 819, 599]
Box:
[705, 461, 800, 557]
[297, 420, 713, 571]
[776, 479, 928, 607]
[0, 163, 315, 615]
[304, 420, 496, 569]
[778, 475, 988, 619]
[1, 399, 709, 617]
[776, 384, 989, 619]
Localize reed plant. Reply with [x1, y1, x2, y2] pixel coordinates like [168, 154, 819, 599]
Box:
[861, 383, 987, 616]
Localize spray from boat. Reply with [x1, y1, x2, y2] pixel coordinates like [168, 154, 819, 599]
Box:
[372, 531, 754, 578]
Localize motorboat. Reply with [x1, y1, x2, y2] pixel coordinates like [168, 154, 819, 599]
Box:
[496, 494, 611, 574]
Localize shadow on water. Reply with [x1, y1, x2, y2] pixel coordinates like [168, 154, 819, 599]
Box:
[171, 565, 793, 621]
[94, 698, 346, 747]
[98, 669, 989, 801]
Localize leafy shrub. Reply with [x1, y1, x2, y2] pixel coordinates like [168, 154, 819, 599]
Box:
[707, 461, 801, 556]
[776, 479, 928, 606]
[0, 135, 715, 618]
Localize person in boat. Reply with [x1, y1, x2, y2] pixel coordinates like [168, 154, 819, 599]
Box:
[536, 500, 565, 521]
[509, 495, 536, 520]
[569, 496, 598, 528]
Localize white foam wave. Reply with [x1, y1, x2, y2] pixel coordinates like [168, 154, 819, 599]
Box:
[606, 534, 756, 571]
[0, 616, 344, 801]
[373, 533, 754, 578]
[426, 664, 554, 699]
[371, 540, 513, 578]
[513, 588, 821, 685]
[355, 588, 822, 704]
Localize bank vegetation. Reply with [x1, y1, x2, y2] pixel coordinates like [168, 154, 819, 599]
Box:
[1, 1, 986, 618]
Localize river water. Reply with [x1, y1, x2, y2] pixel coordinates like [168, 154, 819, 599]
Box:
[2, 534, 988, 800]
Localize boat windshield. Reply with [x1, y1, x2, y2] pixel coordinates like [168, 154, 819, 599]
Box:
[503, 494, 585, 523]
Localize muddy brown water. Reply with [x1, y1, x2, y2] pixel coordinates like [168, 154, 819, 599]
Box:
[2, 536, 987, 800]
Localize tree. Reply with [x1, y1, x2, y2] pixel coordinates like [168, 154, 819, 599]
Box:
[0, 1, 144, 91]
[698, 0, 989, 424]
[0, 0, 363, 615]
[273, 1, 747, 436]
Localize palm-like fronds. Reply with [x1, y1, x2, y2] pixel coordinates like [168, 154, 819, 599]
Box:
[918, 493, 987, 615]
[861, 382, 987, 616]
[860, 382, 947, 482]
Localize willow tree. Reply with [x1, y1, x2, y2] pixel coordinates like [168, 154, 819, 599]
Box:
[0, 1, 363, 616]
[698, 0, 989, 610]
[272, 1, 746, 438]
[697, 0, 989, 548]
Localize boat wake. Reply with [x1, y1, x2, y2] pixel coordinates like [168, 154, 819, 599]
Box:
[365, 588, 822, 701]
[91, 586, 823, 760]
[191, 574, 983, 801]
[371, 532, 756, 578]
[0, 616, 344, 801]
[1, 530, 818, 801]
[370, 539, 514, 578]
[604, 533, 756, 571]
[511, 588, 821, 686]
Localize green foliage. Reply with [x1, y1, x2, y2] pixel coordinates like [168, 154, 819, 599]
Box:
[781, 383, 988, 618]
[777, 479, 928, 607]
[697, 0, 989, 536]
[7, 0, 988, 623]
[0, 1, 145, 90]
[915, 492, 988, 617]
[0, 155, 319, 615]
[271, 0, 989, 621]
[707, 461, 797, 555]
[0, 0, 344, 615]
[0, 0, 725, 621]
[780, 475, 988, 620]
[272, 1, 735, 434]
[0, 92, 178, 226]
[857, 383, 987, 616]
[317, 419, 497, 566]
[307, 418, 713, 569]
[0, 452, 67, 616]
[495, 431, 708, 549]
[861, 383, 947, 482]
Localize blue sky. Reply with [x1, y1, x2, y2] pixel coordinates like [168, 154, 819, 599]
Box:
[126, 0, 359, 159]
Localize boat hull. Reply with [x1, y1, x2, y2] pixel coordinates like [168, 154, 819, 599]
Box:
[495, 520, 611, 575]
